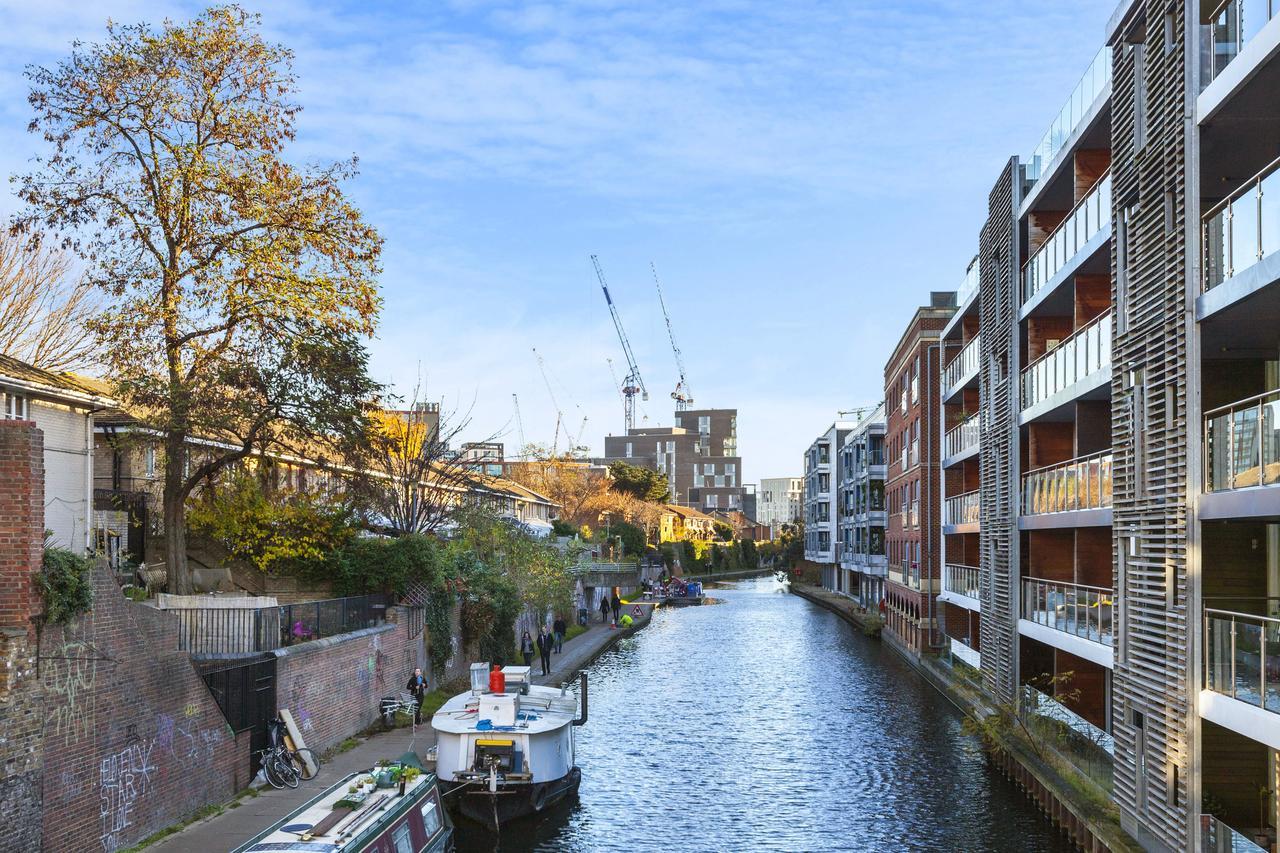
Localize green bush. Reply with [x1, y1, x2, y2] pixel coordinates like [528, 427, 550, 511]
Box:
[611, 520, 646, 556]
[39, 546, 94, 624]
[551, 519, 576, 537]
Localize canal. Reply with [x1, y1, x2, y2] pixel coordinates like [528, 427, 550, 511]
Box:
[460, 577, 1072, 852]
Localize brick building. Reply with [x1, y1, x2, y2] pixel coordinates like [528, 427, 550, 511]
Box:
[882, 293, 955, 658]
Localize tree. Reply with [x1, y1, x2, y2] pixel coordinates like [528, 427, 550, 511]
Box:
[608, 460, 670, 502]
[507, 454, 611, 526]
[610, 519, 646, 556]
[0, 232, 101, 371]
[712, 520, 734, 542]
[13, 7, 384, 593]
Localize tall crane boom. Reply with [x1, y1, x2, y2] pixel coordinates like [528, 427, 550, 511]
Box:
[532, 347, 565, 455]
[651, 262, 693, 410]
[512, 394, 526, 460]
[592, 255, 648, 432]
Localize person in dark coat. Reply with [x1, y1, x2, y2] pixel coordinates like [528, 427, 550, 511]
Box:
[610, 590, 622, 627]
[536, 625, 554, 676]
[406, 667, 427, 724]
[553, 616, 567, 654]
[599, 595, 611, 624]
[520, 630, 535, 667]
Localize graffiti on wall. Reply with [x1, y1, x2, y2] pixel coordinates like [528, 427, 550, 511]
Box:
[45, 618, 98, 746]
[98, 740, 156, 852]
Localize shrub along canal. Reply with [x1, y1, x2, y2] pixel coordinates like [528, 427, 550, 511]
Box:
[458, 576, 1072, 851]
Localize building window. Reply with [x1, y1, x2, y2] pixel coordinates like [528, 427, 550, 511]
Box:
[706, 494, 719, 509]
[698, 415, 710, 434]
[2, 391, 28, 420]
[625, 442, 633, 458]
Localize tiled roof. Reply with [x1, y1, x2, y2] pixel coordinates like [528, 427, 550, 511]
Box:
[0, 353, 115, 403]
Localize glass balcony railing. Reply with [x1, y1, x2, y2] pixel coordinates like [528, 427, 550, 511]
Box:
[944, 413, 980, 460]
[1022, 577, 1114, 646]
[957, 255, 980, 305]
[1024, 46, 1112, 184]
[1202, 153, 1280, 291]
[1022, 450, 1113, 515]
[943, 335, 980, 396]
[1205, 389, 1280, 491]
[1200, 815, 1270, 853]
[1023, 173, 1112, 304]
[946, 563, 981, 600]
[1021, 312, 1112, 411]
[945, 489, 979, 526]
[1020, 685, 1115, 790]
[1202, 0, 1279, 88]
[1204, 602, 1280, 715]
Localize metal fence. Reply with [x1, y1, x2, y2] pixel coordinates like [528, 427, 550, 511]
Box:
[171, 594, 390, 654]
[198, 654, 277, 775]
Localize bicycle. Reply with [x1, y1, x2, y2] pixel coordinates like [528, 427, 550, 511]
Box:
[289, 746, 320, 781]
[258, 746, 300, 789]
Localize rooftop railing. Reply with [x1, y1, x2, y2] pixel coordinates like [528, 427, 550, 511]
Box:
[1204, 601, 1280, 716]
[1024, 46, 1111, 184]
[170, 594, 390, 654]
[1022, 450, 1113, 515]
[1022, 577, 1114, 647]
[945, 489, 979, 527]
[1021, 312, 1112, 411]
[1204, 389, 1280, 491]
[1201, 0, 1279, 88]
[1023, 173, 1112, 304]
[943, 335, 980, 397]
[945, 563, 981, 600]
[957, 255, 980, 305]
[1202, 152, 1280, 291]
[944, 413, 980, 460]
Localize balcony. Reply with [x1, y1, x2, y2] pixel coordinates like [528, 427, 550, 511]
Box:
[1203, 153, 1280, 291]
[942, 335, 980, 399]
[1021, 451, 1113, 526]
[957, 255, 980, 307]
[944, 489, 979, 528]
[1204, 391, 1280, 508]
[944, 413, 980, 462]
[1020, 312, 1112, 416]
[1204, 603, 1280, 716]
[1023, 173, 1112, 306]
[888, 563, 938, 593]
[1202, 0, 1279, 88]
[1022, 577, 1114, 647]
[1023, 46, 1111, 186]
[945, 563, 981, 601]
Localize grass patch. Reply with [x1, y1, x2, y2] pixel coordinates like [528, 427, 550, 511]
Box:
[564, 624, 588, 643]
[117, 802, 226, 851]
[327, 737, 361, 758]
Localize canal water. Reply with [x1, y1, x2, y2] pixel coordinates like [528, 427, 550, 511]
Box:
[459, 577, 1072, 852]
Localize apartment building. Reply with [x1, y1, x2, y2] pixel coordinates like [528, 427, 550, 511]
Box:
[758, 476, 802, 537]
[836, 406, 888, 608]
[602, 407, 744, 513]
[803, 421, 853, 590]
[883, 293, 956, 658]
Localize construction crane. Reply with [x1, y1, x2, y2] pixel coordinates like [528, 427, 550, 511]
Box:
[532, 347, 565, 455]
[605, 358, 623, 400]
[512, 394, 526, 460]
[652, 262, 693, 410]
[592, 255, 648, 433]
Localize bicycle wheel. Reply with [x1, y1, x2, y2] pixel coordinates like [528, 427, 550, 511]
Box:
[290, 748, 319, 781]
[271, 751, 301, 789]
[261, 753, 286, 789]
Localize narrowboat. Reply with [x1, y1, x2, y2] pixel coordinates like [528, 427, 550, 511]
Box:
[233, 754, 452, 853]
[430, 664, 586, 827]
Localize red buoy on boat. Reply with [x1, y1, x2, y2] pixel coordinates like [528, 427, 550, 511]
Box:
[489, 664, 506, 694]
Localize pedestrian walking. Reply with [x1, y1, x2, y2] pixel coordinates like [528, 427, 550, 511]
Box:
[537, 625, 554, 676]
[520, 630, 535, 668]
[610, 590, 621, 628]
[598, 595, 611, 624]
[553, 615, 567, 654]
[406, 667, 427, 724]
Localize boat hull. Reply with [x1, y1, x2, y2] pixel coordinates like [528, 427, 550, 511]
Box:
[443, 766, 580, 827]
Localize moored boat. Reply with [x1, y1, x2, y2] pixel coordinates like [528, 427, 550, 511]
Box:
[233, 754, 452, 852]
[431, 664, 585, 827]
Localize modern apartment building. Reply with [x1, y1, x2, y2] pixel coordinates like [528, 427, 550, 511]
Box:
[601, 407, 744, 513]
[803, 421, 853, 590]
[836, 405, 888, 607]
[758, 476, 803, 537]
[883, 293, 956, 658]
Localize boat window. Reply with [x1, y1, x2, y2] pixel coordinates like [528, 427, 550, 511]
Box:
[420, 794, 442, 837]
[392, 822, 413, 853]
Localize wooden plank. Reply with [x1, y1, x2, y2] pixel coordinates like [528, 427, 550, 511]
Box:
[278, 709, 317, 777]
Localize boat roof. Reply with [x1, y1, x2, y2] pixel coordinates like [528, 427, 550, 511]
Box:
[234, 767, 438, 852]
[431, 684, 578, 736]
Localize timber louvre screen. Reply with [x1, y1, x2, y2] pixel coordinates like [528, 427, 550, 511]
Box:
[1109, 4, 1191, 849]
[978, 160, 1021, 705]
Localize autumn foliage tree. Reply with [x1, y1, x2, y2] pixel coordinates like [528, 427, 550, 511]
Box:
[12, 7, 383, 593]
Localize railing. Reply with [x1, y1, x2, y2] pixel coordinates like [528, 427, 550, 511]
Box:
[1200, 814, 1270, 853]
[946, 563, 981, 600]
[1021, 312, 1112, 411]
[171, 594, 389, 654]
[1024, 46, 1111, 184]
[1022, 450, 1113, 515]
[1204, 603, 1280, 716]
[1204, 389, 1280, 491]
[1022, 578, 1114, 646]
[1202, 152, 1280, 290]
[1202, 0, 1279, 88]
[889, 563, 931, 591]
[943, 335, 980, 396]
[945, 489, 979, 526]
[868, 448, 885, 466]
[957, 255, 980, 305]
[1020, 685, 1114, 791]
[1023, 173, 1113, 303]
[944, 413, 980, 459]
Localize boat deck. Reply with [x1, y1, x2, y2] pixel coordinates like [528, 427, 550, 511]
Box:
[432, 684, 578, 735]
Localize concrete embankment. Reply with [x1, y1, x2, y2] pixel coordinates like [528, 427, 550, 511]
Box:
[787, 581, 882, 635]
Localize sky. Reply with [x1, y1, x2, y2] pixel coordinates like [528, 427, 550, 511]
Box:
[0, 0, 1116, 482]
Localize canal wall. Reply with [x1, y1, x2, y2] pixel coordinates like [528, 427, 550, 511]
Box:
[681, 567, 775, 583]
[787, 581, 882, 636]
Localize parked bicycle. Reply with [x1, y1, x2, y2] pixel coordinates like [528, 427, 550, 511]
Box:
[259, 718, 321, 788]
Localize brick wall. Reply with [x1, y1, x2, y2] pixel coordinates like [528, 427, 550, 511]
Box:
[274, 608, 421, 755]
[40, 563, 250, 853]
[0, 420, 44, 635]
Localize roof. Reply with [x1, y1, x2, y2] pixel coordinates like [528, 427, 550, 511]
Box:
[0, 353, 115, 405]
[664, 504, 716, 523]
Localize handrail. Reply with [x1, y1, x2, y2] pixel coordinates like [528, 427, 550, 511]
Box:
[1203, 387, 1280, 491]
[944, 413, 980, 458]
[1023, 171, 1112, 272]
[1022, 447, 1112, 476]
[1022, 577, 1114, 647]
[943, 335, 981, 392]
[1203, 151, 1280, 224]
[1203, 386, 1280, 420]
[1022, 173, 1112, 304]
[1022, 311, 1111, 373]
[1203, 604, 1280, 717]
[1202, 147, 1280, 290]
[1025, 46, 1111, 182]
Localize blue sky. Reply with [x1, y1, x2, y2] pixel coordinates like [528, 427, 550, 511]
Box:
[0, 0, 1115, 482]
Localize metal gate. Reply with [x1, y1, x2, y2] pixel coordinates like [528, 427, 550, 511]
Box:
[197, 654, 277, 775]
